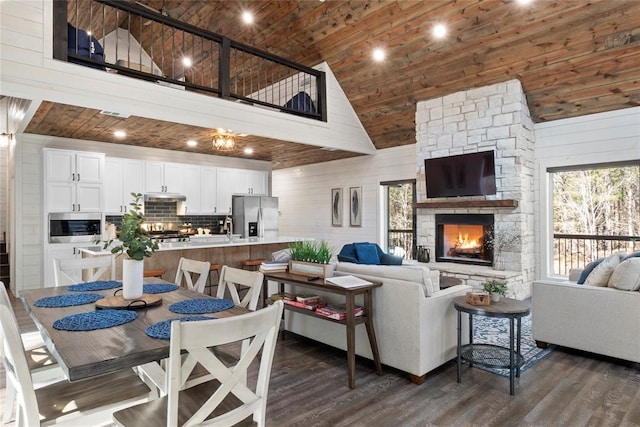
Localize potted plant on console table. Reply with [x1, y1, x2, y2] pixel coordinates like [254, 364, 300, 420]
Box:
[482, 280, 508, 302]
[103, 193, 159, 300]
[288, 240, 334, 278]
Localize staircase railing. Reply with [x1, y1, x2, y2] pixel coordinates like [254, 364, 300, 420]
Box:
[54, 0, 326, 121]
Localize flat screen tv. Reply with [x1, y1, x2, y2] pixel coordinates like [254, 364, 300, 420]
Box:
[425, 151, 497, 198]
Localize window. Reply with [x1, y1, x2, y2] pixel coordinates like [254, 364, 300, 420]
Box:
[550, 162, 640, 276]
[381, 180, 416, 260]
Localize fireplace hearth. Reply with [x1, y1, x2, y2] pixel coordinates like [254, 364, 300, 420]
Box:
[436, 214, 493, 266]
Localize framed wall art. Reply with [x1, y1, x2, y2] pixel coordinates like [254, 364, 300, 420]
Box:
[349, 186, 362, 227]
[331, 188, 343, 226]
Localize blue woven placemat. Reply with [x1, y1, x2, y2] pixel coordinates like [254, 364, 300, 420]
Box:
[146, 316, 214, 340]
[53, 309, 137, 331]
[68, 281, 122, 292]
[34, 293, 103, 308]
[143, 284, 179, 294]
[168, 298, 234, 314]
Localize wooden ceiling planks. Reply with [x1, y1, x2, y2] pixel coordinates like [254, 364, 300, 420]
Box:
[30, 0, 640, 169]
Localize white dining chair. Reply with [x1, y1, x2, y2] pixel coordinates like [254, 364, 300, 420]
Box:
[0, 283, 65, 424]
[0, 304, 154, 427]
[217, 265, 264, 311]
[53, 254, 116, 286]
[175, 257, 210, 293]
[112, 300, 284, 427]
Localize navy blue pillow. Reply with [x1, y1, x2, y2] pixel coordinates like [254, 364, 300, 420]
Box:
[622, 251, 640, 261]
[338, 243, 358, 261]
[380, 253, 403, 265]
[355, 243, 381, 265]
[577, 258, 604, 284]
[337, 254, 358, 263]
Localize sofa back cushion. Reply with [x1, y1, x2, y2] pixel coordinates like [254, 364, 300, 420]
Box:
[336, 262, 439, 296]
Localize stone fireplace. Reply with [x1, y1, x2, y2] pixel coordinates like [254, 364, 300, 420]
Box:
[414, 79, 535, 300]
[436, 214, 493, 266]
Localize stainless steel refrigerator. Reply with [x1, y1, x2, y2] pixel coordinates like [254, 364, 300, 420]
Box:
[232, 196, 279, 239]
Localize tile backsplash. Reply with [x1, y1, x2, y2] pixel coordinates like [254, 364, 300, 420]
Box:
[106, 201, 228, 233]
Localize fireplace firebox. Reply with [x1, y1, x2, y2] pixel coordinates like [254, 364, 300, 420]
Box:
[435, 214, 493, 266]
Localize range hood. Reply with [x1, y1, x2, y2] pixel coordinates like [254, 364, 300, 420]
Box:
[144, 193, 187, 202]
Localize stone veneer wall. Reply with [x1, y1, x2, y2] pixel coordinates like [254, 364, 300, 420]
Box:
[415, 79, 535, 300]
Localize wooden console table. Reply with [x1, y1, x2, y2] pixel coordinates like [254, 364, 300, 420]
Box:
[262, 272, 383, 389]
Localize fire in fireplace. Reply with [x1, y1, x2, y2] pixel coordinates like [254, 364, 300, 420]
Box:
[435, 214, 494, 266]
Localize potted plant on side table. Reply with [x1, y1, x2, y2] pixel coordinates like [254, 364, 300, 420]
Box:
[103, 193, 159, 300]
[482, 280, 508, 302]
[288, 240, 334, 278]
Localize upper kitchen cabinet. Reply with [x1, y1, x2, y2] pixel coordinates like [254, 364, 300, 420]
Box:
[44, 148, 104, 213]
[233, 169, 268, 195]
[177, 165, 202, 215]
[144, 161, 183, 194]
[105, 158, 144, 215]
[199, 167, 218, 214]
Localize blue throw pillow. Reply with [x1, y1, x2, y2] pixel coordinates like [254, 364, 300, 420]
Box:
[337, 254, 359, 263]
[380, 253, 403, 265]
[355, 243, 381, 265]
[622, 250, 640, 261]
[577, 258, 604, 284]
[338, 243, 358, 261]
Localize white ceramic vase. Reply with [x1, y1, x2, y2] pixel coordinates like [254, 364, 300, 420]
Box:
[490, 292, 501, 302]
[122, 258, 144, 300]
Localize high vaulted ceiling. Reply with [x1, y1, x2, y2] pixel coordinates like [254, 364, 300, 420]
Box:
[25, 0, 640, 169]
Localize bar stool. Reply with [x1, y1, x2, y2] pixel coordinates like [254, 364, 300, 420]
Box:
[242, 259, 265, 271]
[143, 268, 165, 279]
[204, 263, 221, 296]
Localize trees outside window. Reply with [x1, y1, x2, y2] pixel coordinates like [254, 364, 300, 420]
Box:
[552, 162, 640, 275]
[384, 180, 415, 260]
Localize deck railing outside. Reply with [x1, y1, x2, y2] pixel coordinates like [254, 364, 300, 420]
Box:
[553, 233, 639, 276]
[55, 0, 326, 121]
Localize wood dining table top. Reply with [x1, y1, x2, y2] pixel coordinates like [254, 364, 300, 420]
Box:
[20, 279, 249, 381]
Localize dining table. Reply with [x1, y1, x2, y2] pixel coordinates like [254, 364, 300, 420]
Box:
[20, 279, 249, 383]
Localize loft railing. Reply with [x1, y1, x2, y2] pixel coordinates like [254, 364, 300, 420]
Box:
[553, 233, 639, 276]
[53, 0, 326, 121]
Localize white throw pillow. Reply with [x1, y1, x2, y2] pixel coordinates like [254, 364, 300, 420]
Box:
[584, 254, 620, 287]
[608, 258, 640, 291]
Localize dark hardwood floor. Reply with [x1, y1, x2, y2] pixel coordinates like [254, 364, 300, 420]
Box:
[2, 290, 639, 426]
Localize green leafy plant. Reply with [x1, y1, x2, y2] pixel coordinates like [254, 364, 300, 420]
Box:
[103, 193, 158, 261]
[289, 240, 333, 264]
[482, 280, 508, 296]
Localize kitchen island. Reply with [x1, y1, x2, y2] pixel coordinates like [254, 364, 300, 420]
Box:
[82, 236, 303, 283]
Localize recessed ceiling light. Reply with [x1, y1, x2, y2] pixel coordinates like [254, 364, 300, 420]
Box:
[244, 148, 254, 155]
[186, 140, 197, 147]
[182, 57, 192, 67]
[114, 130, 126, 138]
[372, 48, 385, 62]
[433, 24, 447, 39]
[242, 11, 254, 24]
[516, 0, 532, 4]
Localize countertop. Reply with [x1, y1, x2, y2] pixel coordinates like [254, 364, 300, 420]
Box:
[80, 236, 306, 255]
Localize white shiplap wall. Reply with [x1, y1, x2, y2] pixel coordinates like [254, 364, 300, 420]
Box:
[272, 145, 416, 255]
[533, 106, 640, 280]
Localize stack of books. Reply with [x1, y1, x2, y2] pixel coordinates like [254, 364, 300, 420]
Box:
[282, 294, 326, 311]
[258, 260, 288, 273]
[315, 303, 364, 320]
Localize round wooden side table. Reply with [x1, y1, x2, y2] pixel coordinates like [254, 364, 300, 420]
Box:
[453, 296, 530, 396]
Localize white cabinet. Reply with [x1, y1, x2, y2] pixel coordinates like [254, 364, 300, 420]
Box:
[217, 168, 234, 214]
[233, 169, 267, 195]
[105, 158, 144, 214]
[44, 243, 93, 286]
[144, 161, 183, 194]
[177, 165, 202, 215]
[44, 149, 104, 212]
[200, 167, 218, 214]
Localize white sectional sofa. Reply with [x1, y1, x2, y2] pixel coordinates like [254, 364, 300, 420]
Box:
[282, 262, 472, 383]
[532, 255, 640, 363]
